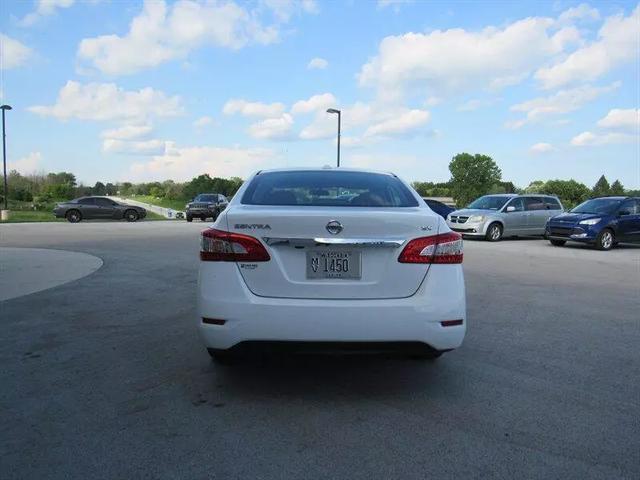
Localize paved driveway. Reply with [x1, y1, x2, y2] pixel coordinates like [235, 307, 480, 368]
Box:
[1, 222, 638, 479]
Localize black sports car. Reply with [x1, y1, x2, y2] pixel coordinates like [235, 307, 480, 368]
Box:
[53, 197, 147, 223]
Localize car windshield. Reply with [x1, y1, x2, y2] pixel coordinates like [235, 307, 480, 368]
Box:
[195, 195, 217, 202]
[241, 170, 419, 207]
[467, 195, 511, 210]
[571, 198, 621, 215]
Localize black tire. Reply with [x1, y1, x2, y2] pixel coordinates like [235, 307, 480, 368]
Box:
[595, 229, 615, 251]
[485, 222, 503, 242]
[207, 348, 236, 365]
[201, 216, 207, 222]
[186, 215, 193, 222]
[66, 209, 82, 223]
[550, 239, 566, 246]
[124, 209, 139, 222]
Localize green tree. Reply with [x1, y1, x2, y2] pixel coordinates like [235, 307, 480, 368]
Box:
[524, 180, 545, 193]
[610, 179, 625, 195]
[591, 175, 610, 197]
[449, 153, 502, 207]
[105, 183, 117, 195]
[93, 181, 106, 195]
[541, 179, 590, 209]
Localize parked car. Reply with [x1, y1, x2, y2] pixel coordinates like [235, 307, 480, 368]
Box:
[447, 194, 564, 241]
[198, 168, 466, 364]
[422, 198, 455, 219]
[53, 197, 147, 223]
[546, 196, 640, 250]
[185, 193, 228, 222]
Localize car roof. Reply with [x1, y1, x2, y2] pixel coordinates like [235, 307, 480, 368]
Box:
[254, 167, 396, 177]
[590, 196, 628, 200]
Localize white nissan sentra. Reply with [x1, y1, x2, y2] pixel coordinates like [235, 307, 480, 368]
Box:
[197, 168, 466, 363]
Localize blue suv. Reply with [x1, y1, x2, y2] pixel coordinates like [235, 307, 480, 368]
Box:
[546, 196, 640, 250]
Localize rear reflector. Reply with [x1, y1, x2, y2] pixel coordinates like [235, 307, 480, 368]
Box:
[200, 228, 270, 262]
[441, 319, 464, 327]
[398, 232, 463, 264]
[202, 318, 226, 325]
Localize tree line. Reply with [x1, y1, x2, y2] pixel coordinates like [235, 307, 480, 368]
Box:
[1, 156, 637, 211]
[412, 153, 635, 208]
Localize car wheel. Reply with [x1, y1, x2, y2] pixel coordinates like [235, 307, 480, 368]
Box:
[186, 215, 193, 223]
[485, 222, 503, 242]
[595, 229, 615, 251]
[201, 215, 207, 221]
[66, 209, 82, 223]
[124, 209, 139, 222]
[207, 348, 236, 365]
[550, 239, 566, 246]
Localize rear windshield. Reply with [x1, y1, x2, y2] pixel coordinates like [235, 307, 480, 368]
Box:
[241, 171, 419, 207]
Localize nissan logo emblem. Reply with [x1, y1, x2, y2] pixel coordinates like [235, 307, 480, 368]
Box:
[326, 220, 343, 235]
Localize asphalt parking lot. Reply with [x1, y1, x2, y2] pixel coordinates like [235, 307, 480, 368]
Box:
[1, 221, 639, 479]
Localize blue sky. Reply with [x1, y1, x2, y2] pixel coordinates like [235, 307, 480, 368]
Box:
[1, 0, 638, 189]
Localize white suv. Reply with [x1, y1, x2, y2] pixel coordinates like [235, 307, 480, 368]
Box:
[197, 168, 466, 363]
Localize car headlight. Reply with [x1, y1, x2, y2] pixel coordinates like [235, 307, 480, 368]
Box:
[185, 203, 191, 208]
[579, 218, 601, 225]
[468, 215, 485, 222]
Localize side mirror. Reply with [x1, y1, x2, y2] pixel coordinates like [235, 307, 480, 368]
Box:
[506, 206, 516, 212]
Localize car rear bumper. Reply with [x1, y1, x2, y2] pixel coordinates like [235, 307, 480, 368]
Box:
[197, 262, 466, 352]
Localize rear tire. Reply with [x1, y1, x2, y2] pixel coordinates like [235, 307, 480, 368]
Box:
[124, 209, 139, 222]
[207, 348, 236, 365]
[66, 210, 82, 223]
[186, 215, 193, 222]
[550, 239, 566, 246]
[595, 229, 615, 251]
[485, 222, 503, 242]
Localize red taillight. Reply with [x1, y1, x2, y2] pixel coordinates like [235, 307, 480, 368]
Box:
[398, 232, 463, 264]
[200, 228, 270, 262]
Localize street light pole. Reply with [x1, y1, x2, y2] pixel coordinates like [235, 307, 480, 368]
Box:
[1, 105, 12, 212]
[326, 108, 341, 167]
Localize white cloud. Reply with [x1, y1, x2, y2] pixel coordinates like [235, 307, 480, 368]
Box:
[505, 82, 619, 129]
[457, 98, 494, 112]
[28, 81, 183, 122]
[100, 124, 153, 140]
[307, 57, 328, 70]
[377, 0, 413, 10]
[0, 34, 33, 69]
[20, 0, 75, 27]
[570, 131, 636, 146]
[291, 93, 337, 114]
[223, 98, 285, 117]
[248, 113, 294, 140]
[597, 109, 639, 130]
[530, 142, 555, 153]
[557, 3, 600, 24]
[128, 144, 277, 181]
[77, 0, 281, 75]
[364, 109, 430, 137]
[262, 0, 319, 22]
[9, 151, 42, 173]
[103, 138, 168, 155]
[425, 96, 442, 107]
[535, 5, 639, 89]
[193, 116, 215, 129]
[358, 17, 580, 98]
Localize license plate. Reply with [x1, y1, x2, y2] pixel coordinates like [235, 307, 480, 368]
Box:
[306, 250, 361, 279]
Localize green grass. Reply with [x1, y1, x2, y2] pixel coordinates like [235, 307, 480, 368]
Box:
[1, 210, 65, 223]
[127, 195, 187, 211]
